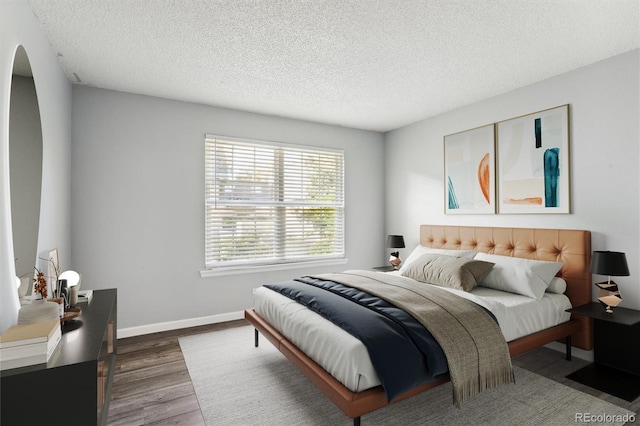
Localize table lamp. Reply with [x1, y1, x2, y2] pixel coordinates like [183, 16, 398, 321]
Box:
[59, 270, 81, 305]
[590, 250, 629, 314]
[387, 235, 405, 270]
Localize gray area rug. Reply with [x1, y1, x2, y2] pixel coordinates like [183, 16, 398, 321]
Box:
[179, 326, 635, 425]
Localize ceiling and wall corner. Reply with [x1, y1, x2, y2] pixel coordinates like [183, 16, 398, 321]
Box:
[27, 0, 639, 132]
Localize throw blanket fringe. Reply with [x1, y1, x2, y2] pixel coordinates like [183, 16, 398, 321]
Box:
[457, 366, 516, 407]
[309, 270, 515, 407]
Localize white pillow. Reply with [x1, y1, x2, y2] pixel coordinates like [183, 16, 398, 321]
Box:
[400, 246, 477, 273]
[474, 252, 563, 300]
[546, 277, 567, 294]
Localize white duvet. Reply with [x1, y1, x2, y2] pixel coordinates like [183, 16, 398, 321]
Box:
[252, 272, 571, 393]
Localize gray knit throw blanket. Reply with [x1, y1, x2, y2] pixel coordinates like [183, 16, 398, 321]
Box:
[310, 270, 515, 407]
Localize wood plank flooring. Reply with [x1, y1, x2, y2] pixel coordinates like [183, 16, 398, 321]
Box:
[107, 320, 246, 426]
[107, 320, 639, 425]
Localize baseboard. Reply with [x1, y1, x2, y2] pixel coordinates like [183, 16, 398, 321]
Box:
[118, 310, 245, 338]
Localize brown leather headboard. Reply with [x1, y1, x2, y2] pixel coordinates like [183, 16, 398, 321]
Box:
[420, 225, 592, 350]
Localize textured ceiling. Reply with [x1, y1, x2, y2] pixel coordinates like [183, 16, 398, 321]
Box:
[27, 0, 639, 132]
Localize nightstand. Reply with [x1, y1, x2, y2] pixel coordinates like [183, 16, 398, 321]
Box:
[372, 265, 396, 272]
[566, 302, 640, 401]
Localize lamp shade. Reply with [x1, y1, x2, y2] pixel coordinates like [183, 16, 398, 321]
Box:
[59, 270, 81, 287]
[590, 251, 629, 276]
[386, 235, 405, 249]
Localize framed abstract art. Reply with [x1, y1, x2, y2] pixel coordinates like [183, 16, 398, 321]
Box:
[444, 124, 495, 214]
[496, 105, 570, 214]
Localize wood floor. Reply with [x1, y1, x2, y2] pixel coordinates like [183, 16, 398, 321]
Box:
[106, 320, 247, 426]
[107, 320, 639, 425]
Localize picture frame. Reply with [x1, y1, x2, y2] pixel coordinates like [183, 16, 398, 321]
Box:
[496, 105, 570, 214]
[444, 124, 496, 214]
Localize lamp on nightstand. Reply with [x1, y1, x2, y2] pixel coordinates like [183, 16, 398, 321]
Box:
[590, 250, 629, 314]
[387, 235, 405, 270]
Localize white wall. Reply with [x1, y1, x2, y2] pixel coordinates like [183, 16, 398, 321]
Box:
[384, 49, 640, 309]
[0, 0, 72, 333]
[71, 86, 385, 330]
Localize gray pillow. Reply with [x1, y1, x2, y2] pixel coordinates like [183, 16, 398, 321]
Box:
[400, 254, 495, 292]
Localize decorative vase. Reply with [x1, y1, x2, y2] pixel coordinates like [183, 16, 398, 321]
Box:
[17, 299, 60, 324]
[69, 286, 78, 305]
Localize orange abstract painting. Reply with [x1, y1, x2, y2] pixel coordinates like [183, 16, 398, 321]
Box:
[444, 124, 495, 214]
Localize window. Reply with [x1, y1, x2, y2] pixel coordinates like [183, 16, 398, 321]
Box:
[204, 135, 345, 269]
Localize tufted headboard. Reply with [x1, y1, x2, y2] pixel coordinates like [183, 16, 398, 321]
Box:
[420, 225, 592, 350]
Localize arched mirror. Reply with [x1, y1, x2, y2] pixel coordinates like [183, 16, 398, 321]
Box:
[10, 45, 43, 301]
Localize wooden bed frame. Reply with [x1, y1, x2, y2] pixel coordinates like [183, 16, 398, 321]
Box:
[244, 225, 592, 425]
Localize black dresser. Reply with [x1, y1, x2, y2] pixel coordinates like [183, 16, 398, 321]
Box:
[1, 289, 117, 426]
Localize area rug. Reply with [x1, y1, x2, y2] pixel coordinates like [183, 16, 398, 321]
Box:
[179, 326, 635, 426]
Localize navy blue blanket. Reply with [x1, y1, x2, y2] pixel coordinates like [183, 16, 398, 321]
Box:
[264, 277, 450, 402]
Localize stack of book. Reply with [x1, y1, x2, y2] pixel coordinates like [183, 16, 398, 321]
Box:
[0, 319, 62, 371]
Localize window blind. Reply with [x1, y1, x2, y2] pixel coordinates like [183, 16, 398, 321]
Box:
[205, 135, 345, 268]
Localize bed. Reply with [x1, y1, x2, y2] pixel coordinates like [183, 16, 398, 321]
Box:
[244, 225, 593, 425]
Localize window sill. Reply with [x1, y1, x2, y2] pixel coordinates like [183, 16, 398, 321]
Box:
[200, 258, 349, 278]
